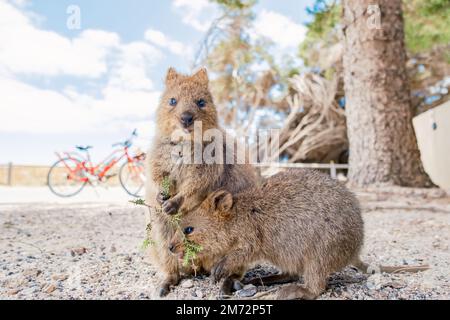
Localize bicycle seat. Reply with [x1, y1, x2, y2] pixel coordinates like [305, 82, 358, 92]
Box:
[76, 145, 93, 152]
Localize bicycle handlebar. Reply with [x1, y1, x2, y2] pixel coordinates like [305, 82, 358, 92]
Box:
[112, 129, 137, 148]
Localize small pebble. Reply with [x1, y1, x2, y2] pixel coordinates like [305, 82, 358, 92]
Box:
[43, 284, 57, 294]
[70, 247, 87, 256]
[181, 279, 194, 288]
[8, 289, 21, 295]
[233, 281, 243, 291]
[237, 286, 257, 298]
[52, 274, 69, 281]
[23, 268, 42, 277]
[195, 290, 204, 298]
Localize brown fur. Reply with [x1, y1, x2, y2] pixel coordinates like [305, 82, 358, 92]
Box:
[145, 68, 258, 296]
[170, 169, 429, 299]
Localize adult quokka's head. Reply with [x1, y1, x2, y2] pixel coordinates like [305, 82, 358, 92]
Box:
[157, 67, 218, 138]
[168, 190, 235, 260]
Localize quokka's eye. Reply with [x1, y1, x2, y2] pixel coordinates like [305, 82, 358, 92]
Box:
[184, 226, 194, 235]
[169, 98, 177, 106]
[196, 99, 206, 108]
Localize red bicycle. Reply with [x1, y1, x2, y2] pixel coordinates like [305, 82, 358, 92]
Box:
[47, 129, 146, 198]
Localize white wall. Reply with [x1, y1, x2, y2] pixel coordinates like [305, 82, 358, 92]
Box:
[413, 100, 450, 189]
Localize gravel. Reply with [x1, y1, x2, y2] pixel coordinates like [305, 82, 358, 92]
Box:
[237, 284, 257, 298]
[0, 187, 449, 300]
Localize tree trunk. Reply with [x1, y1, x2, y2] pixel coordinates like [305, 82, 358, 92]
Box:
[342, 0, 434, 187]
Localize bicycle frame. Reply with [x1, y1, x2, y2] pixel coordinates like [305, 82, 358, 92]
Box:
[54, 145, 138, 183]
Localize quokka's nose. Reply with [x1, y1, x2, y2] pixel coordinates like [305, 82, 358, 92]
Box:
[180, 112, 194, 127]
[168, 244, 175, 253]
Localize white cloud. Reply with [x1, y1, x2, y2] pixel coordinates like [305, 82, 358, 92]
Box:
[0, 74, 159, 136]
[172, 0, 218, 32]
[0, 0, 161, 142]
[253, 9, 307, 49]
[0, 75, 96, 133]
[108, 41, 162, 91]
[145, 28, 192, 57]
[0, 1, 120, 78]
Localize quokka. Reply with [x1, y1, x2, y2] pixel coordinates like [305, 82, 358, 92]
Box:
[145, 67, 258, 296]
[169, 169, 429, 299]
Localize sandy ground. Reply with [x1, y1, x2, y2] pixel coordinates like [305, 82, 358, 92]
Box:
[0, 186, 131, 204]
[0, 187, 449, 300]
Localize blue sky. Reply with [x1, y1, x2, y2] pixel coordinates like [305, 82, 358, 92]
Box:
[0, 0, 315, 165]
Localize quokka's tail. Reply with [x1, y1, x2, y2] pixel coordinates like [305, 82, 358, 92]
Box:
[352, 257, 430, 274]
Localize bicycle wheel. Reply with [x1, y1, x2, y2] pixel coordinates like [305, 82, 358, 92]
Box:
[119, 161, 145, 197]
[47, 158, 87, 197]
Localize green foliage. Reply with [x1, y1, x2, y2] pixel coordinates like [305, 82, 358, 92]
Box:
[131, 178, 203, 267]
[203, 0, 290, 120]
[304, 0, 340, 39]
[161, 176, 171, 199]
[299, 1, 341, 68]
[404, 0, 450, 54]
[206, 2, 257, 104]
[141, 237, 156, 250]
[212, 0, 255, 10]
[158, 177, 203, 269]
[130, 198, 156, 251]
[170, 212, 182, 226]
[170, 216, 203, 269]
[183, 240, 203, 268]
[420, 0, 450, 14]
[300, 0, 450, 68]
[129, 198, 148, 206]
[168, 210, 203, 268]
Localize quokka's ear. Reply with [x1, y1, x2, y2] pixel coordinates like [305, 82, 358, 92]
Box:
[192, 67, 208, 83]
[209, 190, 233, 219]
[166, 67, 180, 85]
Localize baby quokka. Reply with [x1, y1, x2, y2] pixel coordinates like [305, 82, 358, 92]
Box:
[169, 169, 429, 299]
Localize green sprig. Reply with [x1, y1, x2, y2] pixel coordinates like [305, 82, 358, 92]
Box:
[133, 176, 203, 269]
[170, 212, 182, 226]
[129, 198, 151, 207]
[182, 239, 203, 268]
[161, 176, 171, 199]
[141, 238, 156, 250]
[131, 200, 156, 249]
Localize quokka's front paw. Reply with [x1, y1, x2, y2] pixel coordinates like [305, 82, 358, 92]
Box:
[211, 257, 231, 282]
[162, 199, 179, 215]
[158, 284, 170, 297]
[156, 191, 170, 205]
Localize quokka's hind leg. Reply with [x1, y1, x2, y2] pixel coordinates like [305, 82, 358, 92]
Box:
[276, 279, 326, 300]
[220, 275, 241, 298]
[243, 273, 299, 287]
[276, 268, 327, 300]
[158, 272, 180, 297]
[219, 270, 246, 298]
[155, 246, 182, 297]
